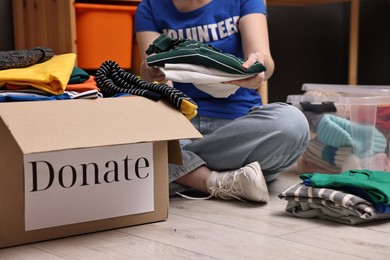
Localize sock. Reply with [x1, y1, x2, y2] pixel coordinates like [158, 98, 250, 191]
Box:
[0, 46, 54, 70]
[205, 171, 222, 194]
[95, 60, 198, 120]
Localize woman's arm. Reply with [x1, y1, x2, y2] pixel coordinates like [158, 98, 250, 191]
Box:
[240, 13, 275, 80]
[225, 13, 275, 89]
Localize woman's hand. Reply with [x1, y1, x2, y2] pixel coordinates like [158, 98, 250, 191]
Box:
[140, 60, 166, 83]
[222, 52, 267, 89]
[242, 52, 267, 70]
[223, 72, 266, 89]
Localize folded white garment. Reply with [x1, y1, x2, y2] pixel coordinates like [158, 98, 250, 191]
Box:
[160, 63, 258, 98]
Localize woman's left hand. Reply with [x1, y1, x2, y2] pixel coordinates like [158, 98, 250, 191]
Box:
[223, 72, 266, 89]
[222, 52, 267, 89]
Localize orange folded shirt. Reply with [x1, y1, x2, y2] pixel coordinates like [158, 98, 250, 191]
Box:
[65, 76, 100, 92]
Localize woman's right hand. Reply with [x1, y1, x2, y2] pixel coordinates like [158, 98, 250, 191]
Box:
[140, 60, 166, 83]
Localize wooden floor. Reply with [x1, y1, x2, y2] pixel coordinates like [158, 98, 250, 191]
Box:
[1, 165, 390, 260]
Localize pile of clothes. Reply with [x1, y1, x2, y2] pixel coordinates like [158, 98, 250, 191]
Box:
[1, 35, 267, 119]
[0, 47, 101, 101]
[0, 46, 198, 120]
[145, 34, 266, 98]
[297, 113, 389, 173]
[295, 89, 390, 174]
[278, 169, 390, 225]
[92, 35, 267, 118]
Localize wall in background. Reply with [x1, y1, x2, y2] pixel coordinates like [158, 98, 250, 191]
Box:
[0, 0, 14, 51]
[358, 0, 390, 85]
[267, 3, 348, 101]
[267, 0, 390, 102]
[1, 0, 389, 102]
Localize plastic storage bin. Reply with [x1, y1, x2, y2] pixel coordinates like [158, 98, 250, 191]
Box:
[287, 94, 390, 174]
[74, 3, 137, 70]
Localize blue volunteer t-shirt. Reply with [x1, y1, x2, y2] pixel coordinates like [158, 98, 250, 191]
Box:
[134, 0, 267, 120]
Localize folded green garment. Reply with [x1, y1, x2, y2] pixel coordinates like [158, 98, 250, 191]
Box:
[146, 34, 266, 75]
[68, 67, 90, 84]
[300, 169, 390, 204]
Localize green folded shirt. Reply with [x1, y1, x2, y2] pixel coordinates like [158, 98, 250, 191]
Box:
[146, 34, 266, 75]
[300, 169, 390, 204]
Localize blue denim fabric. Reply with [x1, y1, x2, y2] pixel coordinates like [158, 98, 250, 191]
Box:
[168, 102, 310, 195]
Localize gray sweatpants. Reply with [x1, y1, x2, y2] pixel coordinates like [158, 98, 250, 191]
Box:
[169, 102, 310, 195]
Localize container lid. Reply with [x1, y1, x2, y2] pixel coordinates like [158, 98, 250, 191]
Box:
[302, 83, 390, 96]
[287, 94, 390, 106]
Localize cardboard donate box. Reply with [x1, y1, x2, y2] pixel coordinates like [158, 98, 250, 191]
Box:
[0, 97, 202, 248]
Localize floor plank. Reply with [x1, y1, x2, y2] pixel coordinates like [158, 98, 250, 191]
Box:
[169, 197, 331, 237]
[30, 230, 216, 260]
[121, 214, 363, 260]
[280, 224, 390, 260]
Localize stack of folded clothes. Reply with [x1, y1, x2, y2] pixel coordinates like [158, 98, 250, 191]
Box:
[0, 47, 197, 119]
[0, 47, 102, 101]
[278, 169, 390, 225]
[145, 34, 266, 98]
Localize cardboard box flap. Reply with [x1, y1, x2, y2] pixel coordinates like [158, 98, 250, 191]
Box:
[0, 97, 202, 154]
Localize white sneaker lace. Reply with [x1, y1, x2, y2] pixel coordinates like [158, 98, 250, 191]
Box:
[175, 192, 213, 200]
[209, 169, 247, 202]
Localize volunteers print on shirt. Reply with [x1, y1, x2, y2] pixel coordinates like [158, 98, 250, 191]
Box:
[162, 16, 239, 42]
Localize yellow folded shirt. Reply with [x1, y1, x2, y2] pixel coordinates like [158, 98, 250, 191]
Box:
[0, 53, 76, 95]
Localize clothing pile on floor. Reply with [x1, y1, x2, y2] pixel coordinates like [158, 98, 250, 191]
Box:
[278, 169, 390, 225]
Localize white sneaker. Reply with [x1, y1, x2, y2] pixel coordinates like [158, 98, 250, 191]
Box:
[206, 161, 270, 202]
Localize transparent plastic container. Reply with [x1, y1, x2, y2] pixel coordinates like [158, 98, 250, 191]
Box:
[287, 94, 390, 174]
